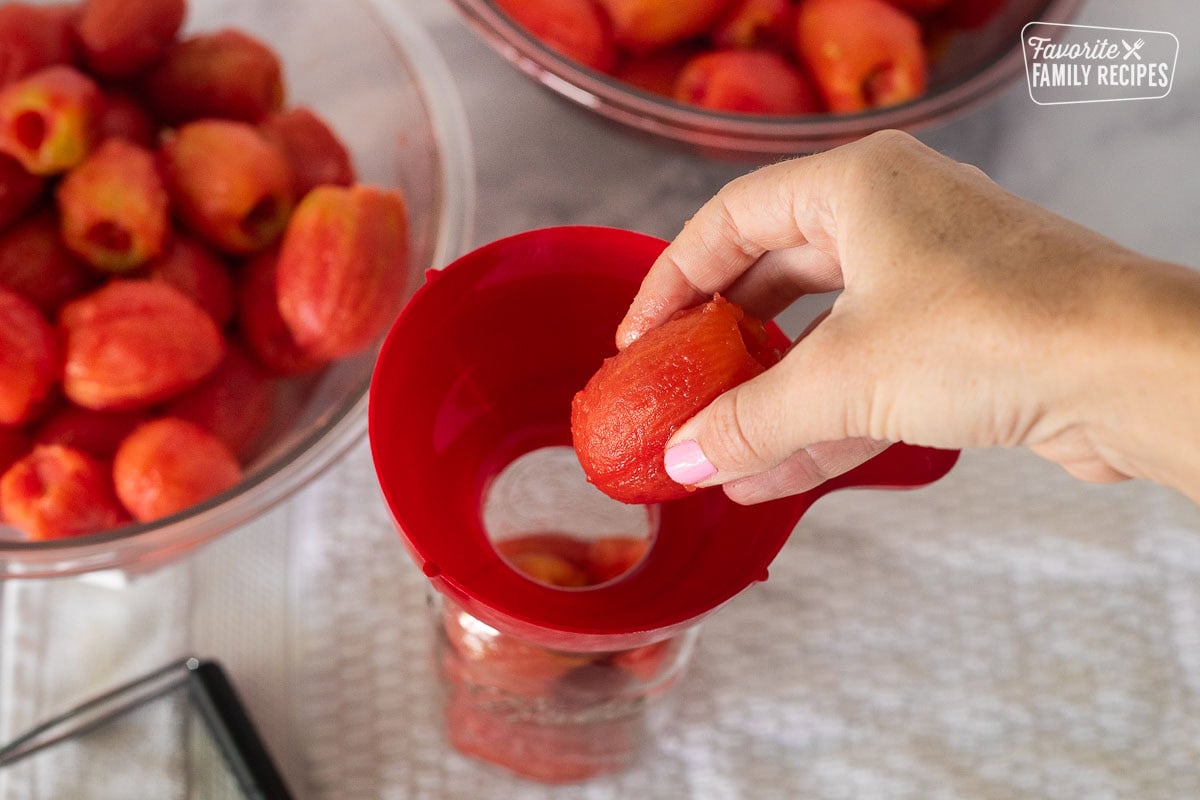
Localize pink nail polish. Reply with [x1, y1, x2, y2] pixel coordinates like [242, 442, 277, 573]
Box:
[664, 440, 717, 486]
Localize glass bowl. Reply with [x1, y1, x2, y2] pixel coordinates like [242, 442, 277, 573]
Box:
[0, 0, 475, 578]
[448, 0, 1083, 155]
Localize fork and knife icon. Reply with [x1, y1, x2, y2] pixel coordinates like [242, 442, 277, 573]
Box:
[1122, 38, 1146, 60]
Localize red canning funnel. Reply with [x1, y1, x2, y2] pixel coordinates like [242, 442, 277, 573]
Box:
[369, 226, 958, 651]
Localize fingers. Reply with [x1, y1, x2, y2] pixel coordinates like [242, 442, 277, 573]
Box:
[662, 322, 873, 489]
[616, 153, 848, 349]
[722, 245, 842, 323]
[1029, 438, 1134, 484]
[723, 438, 891, 504]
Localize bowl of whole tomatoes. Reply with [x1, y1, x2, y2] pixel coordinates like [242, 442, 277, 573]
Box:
[450, 0, 1081, 155]
[0, 0, 473, 577]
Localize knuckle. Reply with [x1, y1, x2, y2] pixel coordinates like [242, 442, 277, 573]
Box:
[774, 449, 831, 490]
[724, 483, 766, 506]
[699, 389, 770, 473]
[806, 438, 889, 480]
[864, 128, 918, 152]
[684, 194, 761, 292]
[853, 130, 925, 170]
[957, 161, 993, 184]
[836, 130, 923, 201]
[710, 193, 758, 261]
[659, 247, 710, 298]
[852, 130, 953, 184]
[720, 169, 758, 198]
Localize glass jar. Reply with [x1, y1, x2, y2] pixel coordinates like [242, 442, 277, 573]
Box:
[431, 593, 699, 783]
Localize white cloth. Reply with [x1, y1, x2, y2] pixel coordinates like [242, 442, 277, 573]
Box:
[3, 443, 1200, 800]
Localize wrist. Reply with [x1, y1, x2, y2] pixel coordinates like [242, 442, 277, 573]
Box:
[1072, 257, 1200, 500]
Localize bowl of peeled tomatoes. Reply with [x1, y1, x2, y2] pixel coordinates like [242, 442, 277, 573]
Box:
[450, 0, 1081, 154]
[0, 0, 473, 577]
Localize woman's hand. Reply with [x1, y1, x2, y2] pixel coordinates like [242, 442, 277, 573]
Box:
[618, 131, 1200, 505]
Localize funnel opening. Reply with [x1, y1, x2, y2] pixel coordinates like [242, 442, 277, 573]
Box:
[482, 445, 658, 591]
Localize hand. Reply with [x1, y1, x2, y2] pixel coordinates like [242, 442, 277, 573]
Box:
[618, 131, 1200, 505]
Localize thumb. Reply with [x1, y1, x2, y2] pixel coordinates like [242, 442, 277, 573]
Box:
[662, 326, 881, 492]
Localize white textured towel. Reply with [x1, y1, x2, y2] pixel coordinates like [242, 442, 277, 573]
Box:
[3, 442, 1200, 800]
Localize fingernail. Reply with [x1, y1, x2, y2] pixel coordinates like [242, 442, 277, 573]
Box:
[664, 440, 717, 486]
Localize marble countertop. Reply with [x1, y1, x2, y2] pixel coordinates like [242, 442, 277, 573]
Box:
[2, 1, 1199, 798]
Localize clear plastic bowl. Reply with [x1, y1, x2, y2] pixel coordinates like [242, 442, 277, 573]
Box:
[449, 0, 1082, 155]
[0, 0, 475, 578]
